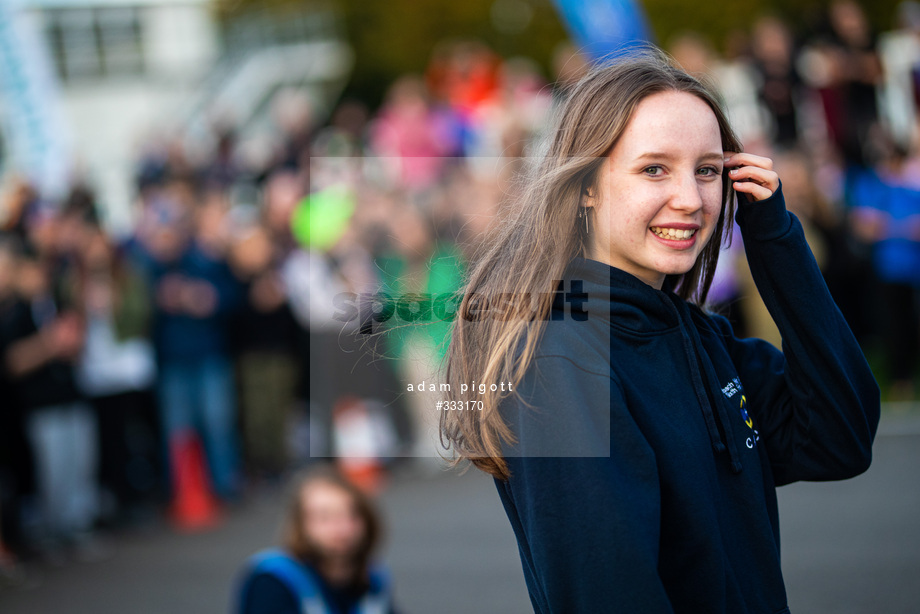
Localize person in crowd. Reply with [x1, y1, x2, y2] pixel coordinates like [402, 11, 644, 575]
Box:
[750, 16, 804, 149]
[0, 235, 99, 558]
[369, 75, 462, 190]
[228, 172, 304, 479]
[235, 464, 397, 614]
[131, 178, 243, 503]
[372, 197, 465, 459]
[76, 225, 160, 520]
[847, 144, 920, 400]
[311, 99, 371, 159]
[440, 48, 879, 612]
[824, 0, 885, 166]
[878, 1, 920, 151]
[0, 236, 27, 572]
[462, 57, 553, 160]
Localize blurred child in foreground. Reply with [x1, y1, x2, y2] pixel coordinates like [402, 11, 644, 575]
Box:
[235, 465, 398, 614]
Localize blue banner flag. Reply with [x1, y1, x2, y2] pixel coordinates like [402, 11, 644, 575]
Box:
[552, 0, 652, 60]
[0, 0, 72, 198]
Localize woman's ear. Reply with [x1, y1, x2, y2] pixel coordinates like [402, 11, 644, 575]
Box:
[582, 187, 596, 208]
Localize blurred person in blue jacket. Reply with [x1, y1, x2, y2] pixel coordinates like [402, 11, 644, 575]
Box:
[235, 465, 397, 614]
[848, 146, 920, 399]
[131, 179, 243, 502]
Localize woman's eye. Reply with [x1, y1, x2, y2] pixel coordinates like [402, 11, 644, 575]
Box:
[643, 166, 663, 176]
[697, 166, 719, 177]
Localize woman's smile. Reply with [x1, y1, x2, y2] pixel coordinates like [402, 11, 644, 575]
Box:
[649, 225, 699, 242]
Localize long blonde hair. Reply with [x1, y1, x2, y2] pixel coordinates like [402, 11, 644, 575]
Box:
[439, 48, 743, 480]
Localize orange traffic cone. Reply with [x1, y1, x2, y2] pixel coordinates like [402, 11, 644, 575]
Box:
[332, 397, 387, 496]
[168, 430, 221, 531]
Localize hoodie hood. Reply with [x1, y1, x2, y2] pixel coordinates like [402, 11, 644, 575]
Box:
[560, 256, 679, 334]
[555, 256, 745, 475]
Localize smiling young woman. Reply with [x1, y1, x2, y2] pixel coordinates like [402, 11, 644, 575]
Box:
[439, 47, 880, 613]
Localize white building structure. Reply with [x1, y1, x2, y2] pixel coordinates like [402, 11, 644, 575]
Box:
[0, 0, 351, 234]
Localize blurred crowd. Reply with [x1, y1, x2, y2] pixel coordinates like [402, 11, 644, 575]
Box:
[1, 0, 919, 581]
[667, 0, 920, 403]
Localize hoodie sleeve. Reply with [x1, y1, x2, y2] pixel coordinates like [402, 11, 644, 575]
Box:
[717, 185, 880, 486]
[497, 353, 676, 614]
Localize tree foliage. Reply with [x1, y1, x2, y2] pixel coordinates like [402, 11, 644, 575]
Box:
[213, 0, 904, 107]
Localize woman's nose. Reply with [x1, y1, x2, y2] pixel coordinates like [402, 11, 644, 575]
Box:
[670, 172, 705, 212]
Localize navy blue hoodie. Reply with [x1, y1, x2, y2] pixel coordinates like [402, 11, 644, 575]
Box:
[494, 187, 880, 613]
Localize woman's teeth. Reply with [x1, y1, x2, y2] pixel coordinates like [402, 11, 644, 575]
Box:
[651, 227, 696, 240]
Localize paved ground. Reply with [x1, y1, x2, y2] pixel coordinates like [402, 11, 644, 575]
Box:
[778, 413, 920, 614]
[1, 411, 918, 614]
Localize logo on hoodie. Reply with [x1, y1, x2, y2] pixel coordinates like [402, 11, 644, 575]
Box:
[738, 394, 760, 449]
[722, 379, 760, 449]
[739, 394, 753, 428]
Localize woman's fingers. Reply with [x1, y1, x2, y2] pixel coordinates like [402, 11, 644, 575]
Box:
[723, 152, 779, 201]
[727, 164, 779, 191]
[731, 180, 775, 202]
[723, 152, 773, 171]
